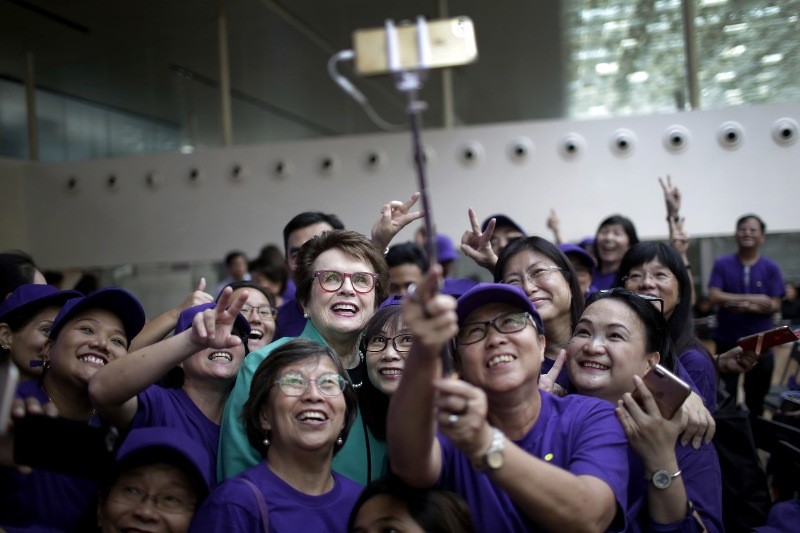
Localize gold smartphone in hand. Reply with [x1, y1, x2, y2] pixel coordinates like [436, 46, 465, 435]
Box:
[632, 364, 692, 420]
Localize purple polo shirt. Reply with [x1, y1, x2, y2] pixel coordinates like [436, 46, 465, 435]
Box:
[626, 439, 723, 532]
[0, 381, 98, 531]
[189, 461, 362, 532]
[130, 385, 220, 486]
[273, 298, 306, 341]
[678, 344, 717, 412]
[708, 254, 784, 345]
[435, 392, 629, 532]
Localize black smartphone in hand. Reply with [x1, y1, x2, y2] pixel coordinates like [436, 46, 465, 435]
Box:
[13, 415, 117, 479]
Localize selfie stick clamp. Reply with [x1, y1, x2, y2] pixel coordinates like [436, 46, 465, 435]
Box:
[385, 17, 438, 271]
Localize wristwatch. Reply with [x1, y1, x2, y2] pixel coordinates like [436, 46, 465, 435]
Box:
[647, 469, 682, 490]
[473, 427, 505, 472]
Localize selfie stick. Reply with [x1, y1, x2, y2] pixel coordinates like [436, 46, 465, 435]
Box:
[385, 17, 438, 272]
[385, 17, 456, 375]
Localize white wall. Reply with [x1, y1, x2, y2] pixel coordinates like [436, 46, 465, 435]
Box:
[9, 101, 800, 270]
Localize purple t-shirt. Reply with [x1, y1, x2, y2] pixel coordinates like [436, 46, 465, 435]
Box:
[0, 381, 98, 531]
[435, 393, 629, 532]
[189, 461, 362, 532]
[273, 299, 306, 341]
[626, 439, 723, 532]
[708, 254, 784, 345]
[131, 385, 220, 485]
[678, 344, 717, 412]
[593, 269, 618, 291]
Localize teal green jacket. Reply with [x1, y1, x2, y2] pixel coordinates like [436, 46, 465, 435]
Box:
[217, 321, 386, 485]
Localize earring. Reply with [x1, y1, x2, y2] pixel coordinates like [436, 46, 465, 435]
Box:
[303, 312, 308, 319]
[336, 435, 343, 446]
[263, 432, 270, 447]
[0, 345, 7, 350]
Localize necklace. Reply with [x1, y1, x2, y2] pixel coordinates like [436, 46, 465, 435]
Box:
[43, 384, 97, 423]
[269, 463, 334, 494]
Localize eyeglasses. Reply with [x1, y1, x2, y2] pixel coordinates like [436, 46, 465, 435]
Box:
[241, 304, 277, 320]
[366, 333, 413, 353]
[597, 289, 665, 314]
[313, 270, 378, 294]
[274, 372, 347, 397]
[457, 312, 533, 345]
[502, 265, 562, 287]
[108, 485, 195, 514]
[622, 271, 676, 286]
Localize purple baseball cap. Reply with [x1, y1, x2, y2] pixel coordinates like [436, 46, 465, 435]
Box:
[49, 287, 145, 343]
[558, 243, 597, 269]
[480, 214, 527, 236]
[0, 284, 80, 323]
[456, 283, 545, 334]
[174, 302, 251, 337]
[436, 235, 459, 263]
[114, 427, 213, 500]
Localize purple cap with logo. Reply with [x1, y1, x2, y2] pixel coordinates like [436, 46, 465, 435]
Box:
[558, 243, 597, 269]
[174, 302, 251, 337]
[455, 283, 544, 334]
[114, 427, 213, 499]
[49, 287, 145, 343]
[0, 284, 80, 323]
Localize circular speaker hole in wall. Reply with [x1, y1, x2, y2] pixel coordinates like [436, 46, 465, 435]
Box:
[458, 141, 484, 167]
[507, 137, 534, 163]
[188, 167, 201, 184]
[717, 121, 744, 150]
[66, 176, 79, 194]
[558, 133, 585, 160]
[663, 125, 690, 153]
[319, 155, 339, 175]
[364, 150, 386, 171]
[772, 118, 798, 146]
[610, 129, 636, 157]
[273, 159, 293, 178]
[107, 174, 120, 191]
[145, 171, 161, 189]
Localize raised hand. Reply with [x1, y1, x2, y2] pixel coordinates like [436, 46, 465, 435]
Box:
[179, 277, 214, 311]
[539, 350, 568, 396]
[402, 265, 458, 352]
[189, 287, 248, 349]
[371, 192, 424, 251]
[460, 207, 498, 271]
[658, 175, 681, 217]
[668, 217, 690, 258]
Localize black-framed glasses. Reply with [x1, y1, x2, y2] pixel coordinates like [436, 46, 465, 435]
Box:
[366, 333, 413, 353]
[622, 271, 676, 286]
[273, 372, 347, 397]
[502, 265, 562, 287]
[596, 289, 665, 314]
[108, 484, 196, 514]
[241, 304, 277, 320]
[313, 270, 378, 294]
[457, 312, 533, 345]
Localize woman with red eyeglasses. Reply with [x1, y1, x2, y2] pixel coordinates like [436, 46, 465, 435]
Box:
[218, 229, 390, 488]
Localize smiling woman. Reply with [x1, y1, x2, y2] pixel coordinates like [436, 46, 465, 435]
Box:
[218, 230, 389, 487]
[189, 339, 362, 532]
[89, 288, 252, 484]
[1, 287, 145, 531]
